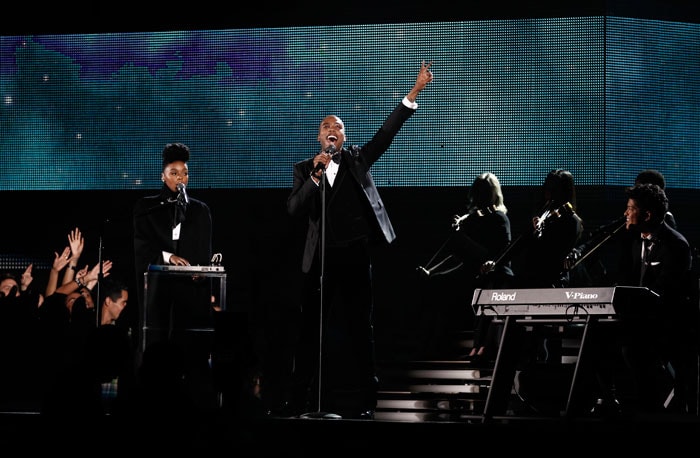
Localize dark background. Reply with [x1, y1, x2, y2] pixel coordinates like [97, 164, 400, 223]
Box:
[5, 2, 699, 34]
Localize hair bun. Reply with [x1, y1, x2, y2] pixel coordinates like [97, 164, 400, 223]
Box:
[162, 143, 190, 167]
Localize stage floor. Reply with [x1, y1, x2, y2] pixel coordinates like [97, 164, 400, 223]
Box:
[2, 410, 699, 454]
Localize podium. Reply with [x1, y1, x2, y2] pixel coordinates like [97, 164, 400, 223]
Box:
[141, 264, 227, 353]
[140, 264, 228, 409]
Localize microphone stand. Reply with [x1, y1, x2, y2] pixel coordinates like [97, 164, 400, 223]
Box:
[300, 165, 342, 420]
[95, 222, 105, 328]
[562, 218, 627, 274]
[417, 232, 462, 278]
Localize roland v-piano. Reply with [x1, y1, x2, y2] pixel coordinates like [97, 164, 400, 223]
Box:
[473, 286, 658, 421]
[472, 286, 658, 318]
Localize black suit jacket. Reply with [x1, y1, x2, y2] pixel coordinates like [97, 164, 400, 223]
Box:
[132, 189, 213, 314]
[287, 101, 416, 273]
[619, 221, 692, 307]
[133, 193, 212, 273]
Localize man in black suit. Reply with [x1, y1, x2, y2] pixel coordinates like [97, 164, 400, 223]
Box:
[286, 61, 433, 419]
[133, 143, 218, 411]
[615, 182, 694, 413]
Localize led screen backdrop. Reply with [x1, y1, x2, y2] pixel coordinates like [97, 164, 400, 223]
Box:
[1, 16, 698, 191]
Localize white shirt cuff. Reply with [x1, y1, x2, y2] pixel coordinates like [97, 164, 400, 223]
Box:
[402, 96, 418, 110]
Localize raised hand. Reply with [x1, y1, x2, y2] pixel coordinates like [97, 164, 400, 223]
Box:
[86, 260, 113, 285]
[68, 227, 85, 264]
[20, 263, 34, 291]
[52, 247, 71, 272]
[406, 60, 434, 103]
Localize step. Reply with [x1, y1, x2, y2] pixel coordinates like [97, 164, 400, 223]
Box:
[375, 394, 487, 422]
[376, 359, 494, 420]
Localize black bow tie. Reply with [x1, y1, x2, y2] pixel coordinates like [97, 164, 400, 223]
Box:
[331, 152, 341, 164]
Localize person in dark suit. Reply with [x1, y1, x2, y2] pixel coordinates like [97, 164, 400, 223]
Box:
[512, 168, 584, 289]
[455, 173, 515, 361]
[562, 168, 678, 288]
[615, 182, 694, 413]
[417, 172, 514, 361]
[286, 60, 433, 419]
[132, 142, 218, 412]
[481, 169, 584, 412]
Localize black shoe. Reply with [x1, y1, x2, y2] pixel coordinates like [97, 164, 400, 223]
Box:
[464, 353, 487, 366]
[589, 397, 622, 418]
[341, 408, 375, 420]
[462, 350, 478, 360]
[268, 401, 300, 418]
[270, 397, 314, 418]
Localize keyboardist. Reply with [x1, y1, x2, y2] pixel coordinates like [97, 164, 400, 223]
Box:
[602, 183, 694, 415]
[132, 142, 219, 411]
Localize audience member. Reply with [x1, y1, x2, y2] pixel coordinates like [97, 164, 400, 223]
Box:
[38, 259, 113, 416]
[0, 267, 43, 410]
[84, 277, 135, 416]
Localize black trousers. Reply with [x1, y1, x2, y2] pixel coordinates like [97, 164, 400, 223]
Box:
[292, 240, 378, 416]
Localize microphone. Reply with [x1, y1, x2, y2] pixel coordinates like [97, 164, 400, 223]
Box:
[313, 145, 338, 174]
[584, 215, 626, 240]
[176, 182, 189, 205]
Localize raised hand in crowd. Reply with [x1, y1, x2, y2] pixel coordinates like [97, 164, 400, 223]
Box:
[21, 263, 43, 307]
[45, 228, 88, 297]
[54, 259, 113, 297]
[63, 227, 85, 286]
[45, 246, 71, 297]
[20, 263, 34, 293]
[85, 259, 113, 290]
